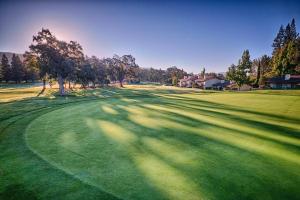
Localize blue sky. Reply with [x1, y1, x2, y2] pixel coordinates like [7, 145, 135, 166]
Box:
[0, 0, 299, 73]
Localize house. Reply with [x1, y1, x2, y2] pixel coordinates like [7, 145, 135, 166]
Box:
[179, 75, 198, 88]
[203, 77, 223, 89]
[265, 74, 300, 89]
[212, 80, 230, 90]
[179, 74, 227, 89]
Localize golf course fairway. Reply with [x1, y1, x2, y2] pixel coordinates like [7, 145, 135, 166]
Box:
[1, 87, 300, 200]
[21, 90, 300, 200]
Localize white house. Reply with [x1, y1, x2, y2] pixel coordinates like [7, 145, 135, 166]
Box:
[179, 74, 226, 89]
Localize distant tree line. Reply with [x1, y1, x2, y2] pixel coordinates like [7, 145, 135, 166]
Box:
[226, 18, 300, 88]
[0, 28, 189, 95]
[2, 19, 298, 93]
[0, 53, 39, 84]
[137, 67, 188, 85]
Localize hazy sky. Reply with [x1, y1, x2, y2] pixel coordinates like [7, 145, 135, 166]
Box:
[0, 0, 299, 73]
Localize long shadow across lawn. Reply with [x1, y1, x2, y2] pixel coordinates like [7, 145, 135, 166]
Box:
[0, 106, 121, 200]
[86, 93, 300, 200]
[1, 87, 300, 200]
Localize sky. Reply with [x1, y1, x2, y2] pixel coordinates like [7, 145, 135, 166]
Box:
[0, 0, 299, 73]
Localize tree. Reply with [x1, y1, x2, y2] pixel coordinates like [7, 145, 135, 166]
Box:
[290, 18, 298, 40]
[272, 25, 285, 55]
[226, 50, 252, 89]
[200, 67, 206, 78]
[272, 36, 299, 75]
[110, 54, 138, 87]
[226, 64, 237, 81]
[259, 55, 272, 85]
[284, 23, 292, 44]
[77, 63, 96, 88]
[104, 59, 116, 83]
[272, 19, 300, 75]
[86, 56, 107, 86]
[165, 66, 187, 85]
[1, 54, 11, 83]
[67, 41, 84, 88]
[30, 29, 83, 95]
[172, 75, 178, 86]
[11, 54, 24, 83]
[253, 59, 261, 87]
[23, 52, 39, 82]
[240, 50, 252, 72]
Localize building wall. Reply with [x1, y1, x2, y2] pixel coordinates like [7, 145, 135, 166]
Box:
[204, 79, 221, 89]
[179, 81, 186, 87]
[270, 83, 292, 89]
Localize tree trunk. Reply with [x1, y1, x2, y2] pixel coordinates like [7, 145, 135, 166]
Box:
[58, 75, 65, 96]
[42, 79, 46, 90]
[68, 81, 71, 89]
[119, 80, 123, 87]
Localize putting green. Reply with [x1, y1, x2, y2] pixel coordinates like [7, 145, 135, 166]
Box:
[25, 93, 300, 200]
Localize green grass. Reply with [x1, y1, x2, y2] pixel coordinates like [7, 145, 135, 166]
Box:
[1, 85, 300, 200]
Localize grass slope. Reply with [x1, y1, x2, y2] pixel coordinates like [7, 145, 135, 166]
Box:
[1, 85, 300, 200]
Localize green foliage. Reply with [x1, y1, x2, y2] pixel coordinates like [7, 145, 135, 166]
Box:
[10, 54, 24, 83]
[172, 75, 178, 86]
[166, 66, 187, 85]
[226, 50, 252, 88]
[23, 52, 39, 82]
[106, 54, 138, 87]
[29, 29, 84, 95]
[85, 56, 107, 85]
[1, 54, 11, 82]
[251, 55, 272, 86]
[137, 67, 187, 85]
[272, 25, 285, 55]
[272, 18, 300, 75]
[77, 63, 96, 87]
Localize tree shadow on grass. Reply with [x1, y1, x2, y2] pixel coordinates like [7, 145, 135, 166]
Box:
[0, 184, 38, 200]
[0, 107, 121, 200]
[85, 96, 300, 199]
[2, 87, 300, 200]
[159, 93, 300, 124]
[161, 101, 300, 141]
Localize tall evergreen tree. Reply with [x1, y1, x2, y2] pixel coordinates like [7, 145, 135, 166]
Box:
[272, 19, 300, 76]
[290, 18, 298, 40]
[11, 54, 24, 83]
[1, 54, 11, 83]
[284, 23, 292, 44]
[272, 26, 285, 55]
[240, 49, 252, 72]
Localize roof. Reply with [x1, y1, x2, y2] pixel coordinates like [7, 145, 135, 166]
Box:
[195, 78, 205, 82]
[180, 76, 224, 83]
[179, 75, 198, 82]
[266, 75, 300, 84]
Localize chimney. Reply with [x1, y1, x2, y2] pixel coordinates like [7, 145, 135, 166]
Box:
[285, 74, 290, 80]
